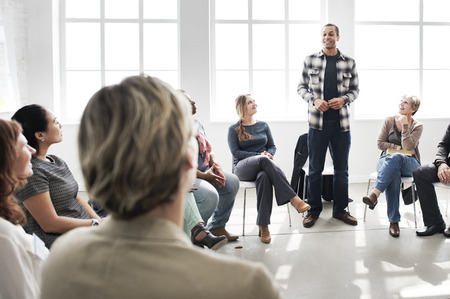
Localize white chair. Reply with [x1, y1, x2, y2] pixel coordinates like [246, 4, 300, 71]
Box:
[363, 171, 417, 228]
[301, 150, 335, 201]
[432, 182, 450, 217]
[300, 151, 351, 212]
[240, 180, 292, 236]
[240, 180, 256, 236]
[301, 165, 335, 202]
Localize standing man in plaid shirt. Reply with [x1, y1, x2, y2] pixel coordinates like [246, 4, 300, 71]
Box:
[297, 24, 359, 228]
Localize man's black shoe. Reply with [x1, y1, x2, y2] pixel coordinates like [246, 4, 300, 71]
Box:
[416, 222, 446, 237]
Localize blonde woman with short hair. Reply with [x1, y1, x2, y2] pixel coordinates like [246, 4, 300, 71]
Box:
[363, 95, 422, 237]
[40, 76, 281, 299]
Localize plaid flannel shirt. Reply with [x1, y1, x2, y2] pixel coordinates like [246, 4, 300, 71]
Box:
[297, 50, 359, 132]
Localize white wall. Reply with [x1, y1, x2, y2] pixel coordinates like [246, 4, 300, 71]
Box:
[3, 0, 449, 191]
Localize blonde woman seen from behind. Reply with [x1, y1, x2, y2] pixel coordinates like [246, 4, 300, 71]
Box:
[40, 76, 281, 299]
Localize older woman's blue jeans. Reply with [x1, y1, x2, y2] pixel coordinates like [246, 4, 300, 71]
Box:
[374, 153, 420, 223]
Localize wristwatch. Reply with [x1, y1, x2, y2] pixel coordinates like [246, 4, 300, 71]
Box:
[91, 219, 100, 226]
[435, 160, 447, 168]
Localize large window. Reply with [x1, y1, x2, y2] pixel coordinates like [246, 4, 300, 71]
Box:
[60, 0, 178, 121]
[355, 0, 450, 119]
[0, 11, 19, 113]
[210, 0, 325, 121]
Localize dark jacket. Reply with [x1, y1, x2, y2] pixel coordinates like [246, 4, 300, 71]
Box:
[435, 124, 450, 166]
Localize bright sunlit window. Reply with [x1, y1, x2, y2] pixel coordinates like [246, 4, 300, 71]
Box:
[210, 0, 325, 121]
[354, 0, 450, 119]
[0, 12, 19, 113]
[61, 0, 178, 121]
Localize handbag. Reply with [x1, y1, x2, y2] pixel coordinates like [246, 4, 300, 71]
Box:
[401, 184, 418, 205]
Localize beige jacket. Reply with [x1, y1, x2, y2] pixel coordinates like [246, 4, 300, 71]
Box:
[40, 216, 281, 299]
[377, 116, 423, 162]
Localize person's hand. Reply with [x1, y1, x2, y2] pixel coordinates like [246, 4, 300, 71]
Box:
[313, 98, 329, 112]
[204, 165, 226, 187]
[262, 151, 273, 159]
[438, 163, 450, 184]
[397, 114, 409, 125]
[328, 97, 345, 110]
[211, 163, 226, 187]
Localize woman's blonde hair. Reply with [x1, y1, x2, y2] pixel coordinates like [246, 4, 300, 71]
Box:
[403, 95, 421, 115]
[78, 75, 193, 219]
[235, 94, 252, 142]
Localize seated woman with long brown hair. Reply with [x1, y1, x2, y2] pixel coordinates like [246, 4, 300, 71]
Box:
[0, 119, 48, 299]
[228, 94, 310, 243]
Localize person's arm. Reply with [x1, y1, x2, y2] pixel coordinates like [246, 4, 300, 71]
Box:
[227, 125, 259, 160]
[208, 152, 226, 181]
[377, 117, 399, 151]
[264, 123, 277, 156]
[340, 58, 359, 105]
[297, 57, 317, 104]
[0, 235, 42, 299]
[196, 166, 225, 187]
[400, 120, 423, 151]
[435, 124, 450, 163]
[22, 192, 95, 234]
[76, 195, 102, 220]
[434, 124, 450, 184]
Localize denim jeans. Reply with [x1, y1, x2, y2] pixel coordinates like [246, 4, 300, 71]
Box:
[374, 153, 421, 223]
[307, 121, 350, 216]
[193, 170, 240, 230]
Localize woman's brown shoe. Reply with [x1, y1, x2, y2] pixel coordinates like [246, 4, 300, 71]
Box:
[291, 199, 311, 213]
[258, 226, 271, 244]
[362, 193, 378, 210]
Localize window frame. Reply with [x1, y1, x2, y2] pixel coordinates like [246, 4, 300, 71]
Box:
[209, 0, 326, 122]
[354, 0, 450, 119]
[59, 0, 180, 122]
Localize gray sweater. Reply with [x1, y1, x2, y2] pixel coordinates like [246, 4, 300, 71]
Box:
[228, 121, 276, 165]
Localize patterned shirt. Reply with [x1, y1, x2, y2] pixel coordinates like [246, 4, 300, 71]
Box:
[15, 155, 89, 248]
[297, 50, 359, 132]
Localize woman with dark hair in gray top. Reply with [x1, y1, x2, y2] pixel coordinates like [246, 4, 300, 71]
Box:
[12, 105, 103, 248]
[228, 94, 310, 243]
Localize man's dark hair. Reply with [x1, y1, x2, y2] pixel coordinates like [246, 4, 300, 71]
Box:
[323, 23, 339, 36]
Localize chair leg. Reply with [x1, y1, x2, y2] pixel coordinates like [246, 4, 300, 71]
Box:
[412, 182, 417, 229]
[363, 204, 367, 222]
[303, 175, 308, 203]
[446, 188, 449, 217]
[296, 175, 302, 197]
[363, 178, 373, 222]
[287, 204, 292, 227]
[242, 188, 247, 236]
[302, 175, 308, 218]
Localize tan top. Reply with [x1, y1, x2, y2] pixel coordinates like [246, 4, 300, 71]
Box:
[377, 116, 423, 162]
[40, 216, 281, 299]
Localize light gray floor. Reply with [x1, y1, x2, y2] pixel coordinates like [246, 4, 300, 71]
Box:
[214, 183, 450, 299]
